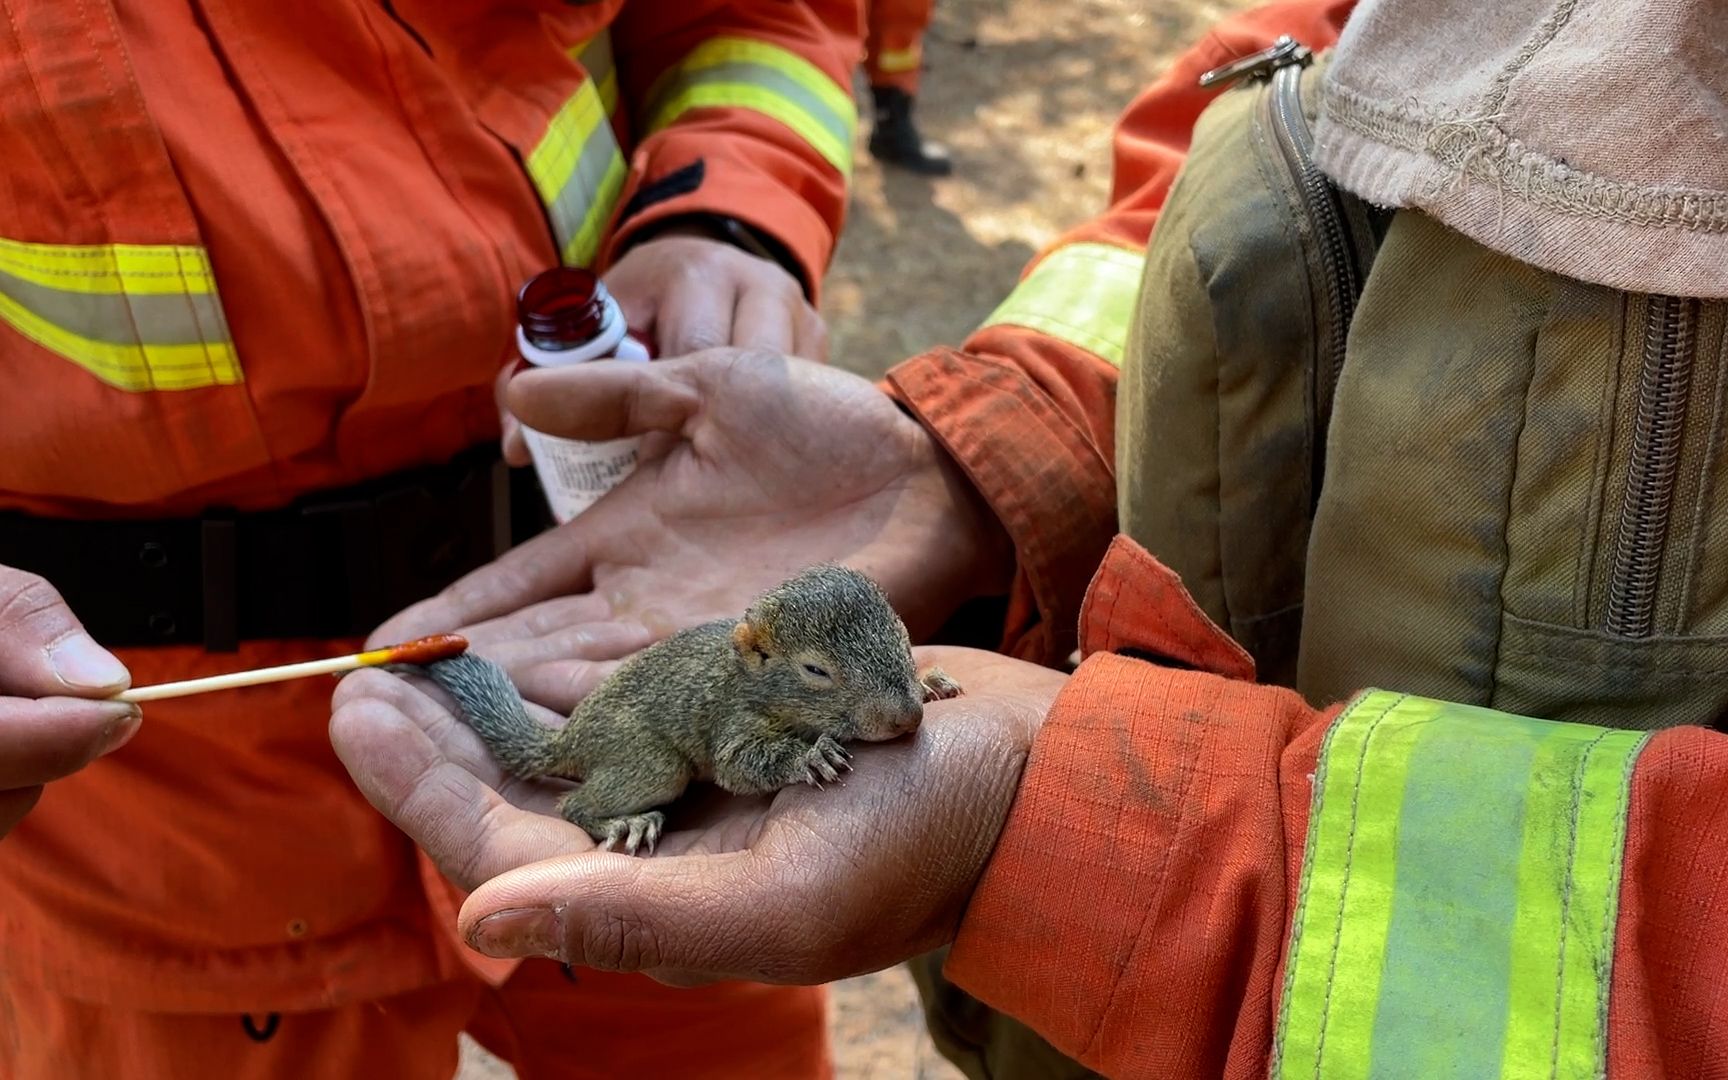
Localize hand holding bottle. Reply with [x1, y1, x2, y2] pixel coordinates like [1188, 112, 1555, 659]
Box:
[507, 268, 652, 524]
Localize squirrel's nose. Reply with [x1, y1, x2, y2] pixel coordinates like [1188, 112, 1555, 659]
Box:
[889, 698, 923, 735]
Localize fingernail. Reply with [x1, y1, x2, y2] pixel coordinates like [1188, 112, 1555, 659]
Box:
[49, 634, 130, 691]
[469, 908, 560, 959]
[99, 707, 143, 755]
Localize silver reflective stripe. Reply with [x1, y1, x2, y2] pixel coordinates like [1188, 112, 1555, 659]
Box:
[648, 60, 852, 153]
[528, 31, 627, 268]
[0, 236, 241, 391]
[543, 121, 626, 262]
[643, 36, 855, 175]
[0, 264, 226, 347]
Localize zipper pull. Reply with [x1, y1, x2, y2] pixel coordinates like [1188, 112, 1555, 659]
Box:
[1198, 35, 1312, 89]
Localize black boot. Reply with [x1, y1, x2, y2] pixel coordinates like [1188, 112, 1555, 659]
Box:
[868, 86, 953, 176]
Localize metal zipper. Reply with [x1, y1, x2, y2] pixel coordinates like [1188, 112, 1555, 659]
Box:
[1200, 40, 1368, 499]
[1198, 35, 1312, 88]
[1265, 62, 1362, 448]
[1604, 296, 1699, 637]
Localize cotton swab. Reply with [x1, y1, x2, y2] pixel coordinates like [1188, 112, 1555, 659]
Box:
[112, 634, 468, 704]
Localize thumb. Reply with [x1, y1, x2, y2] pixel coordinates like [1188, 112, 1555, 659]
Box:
[505, 356, 705, 443]
[0, 567, 129, 696]
[459, 851, 822, 983]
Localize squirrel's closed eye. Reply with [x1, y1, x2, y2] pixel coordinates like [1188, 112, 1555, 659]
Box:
[801, 662, 831, 680]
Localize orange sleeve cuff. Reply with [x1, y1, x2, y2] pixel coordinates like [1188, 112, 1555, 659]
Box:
[1606, 727, 1728, 1076]
[886, 347, 1119, 665]
[945, 536, 1337, 1077]
[602, 118, 844, 301]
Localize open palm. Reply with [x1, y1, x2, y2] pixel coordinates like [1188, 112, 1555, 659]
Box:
[331, 646, 1065, 986]
[331, 669, 775, 885]
[374, 349, 1007, 716]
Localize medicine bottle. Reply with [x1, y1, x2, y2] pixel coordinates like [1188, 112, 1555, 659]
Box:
[514, 267, 652, 523]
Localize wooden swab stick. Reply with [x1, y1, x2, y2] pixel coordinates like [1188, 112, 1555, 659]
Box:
[112, 634, 469, 704]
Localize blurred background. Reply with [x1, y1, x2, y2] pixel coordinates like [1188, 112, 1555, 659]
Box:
[463, 0, 1252, 1074]
[825, 0, 1256, 380]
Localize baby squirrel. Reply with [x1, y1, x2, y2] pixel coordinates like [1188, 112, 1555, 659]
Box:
[404, 565, 962, 855]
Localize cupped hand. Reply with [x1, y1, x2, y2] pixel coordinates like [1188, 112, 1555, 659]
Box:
[329, 646, 1064, 985]
[0, 566, 140, 838]
[380, 350, 1011, 717]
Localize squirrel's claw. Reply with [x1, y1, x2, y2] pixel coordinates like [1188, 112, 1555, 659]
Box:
[594, 812, 665, 857]
[919, 666, 964, 702]
[806, 737, 846, 786]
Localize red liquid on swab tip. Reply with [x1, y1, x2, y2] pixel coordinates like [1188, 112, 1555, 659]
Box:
[381, 634, 469, 665]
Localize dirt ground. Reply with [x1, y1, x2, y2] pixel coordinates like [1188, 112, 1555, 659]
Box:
[459, 0, 1253, 1075]
[827, 0, 1257, 379]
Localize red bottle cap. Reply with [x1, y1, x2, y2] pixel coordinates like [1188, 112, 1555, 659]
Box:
[517, 267, 614, 350]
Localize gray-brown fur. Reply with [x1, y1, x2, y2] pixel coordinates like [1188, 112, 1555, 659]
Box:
[407, 565, 962, 854]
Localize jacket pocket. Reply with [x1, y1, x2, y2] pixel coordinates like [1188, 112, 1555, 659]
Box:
[0, 0, 273, 508]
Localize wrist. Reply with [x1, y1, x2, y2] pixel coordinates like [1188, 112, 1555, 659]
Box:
[894, 412, 1016, 634]
[895, 400, 1014, 603]
[623, 213, 811, 300]
[934, 441, 1016, 604]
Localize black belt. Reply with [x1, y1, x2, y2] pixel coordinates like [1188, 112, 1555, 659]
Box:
[0, 447, 551, 651]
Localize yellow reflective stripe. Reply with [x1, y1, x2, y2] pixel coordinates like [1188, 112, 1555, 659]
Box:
[873, 45, 921, 73]
[1273, 691, 1645, 1079]
[975, 242, 1145, 366]
[0, 236, 220, 295]
[526, 60, 627, 268]
[570, 32, 618, 117]
[652, 83, 850, 175]
[645, 37, 856, 175]
[0, 236, 240, 391]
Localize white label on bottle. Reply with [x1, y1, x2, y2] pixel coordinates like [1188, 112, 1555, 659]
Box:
[522, 427, 642, 523]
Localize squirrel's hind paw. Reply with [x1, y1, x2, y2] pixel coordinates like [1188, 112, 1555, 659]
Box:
[919, 666, 964, 702]
[592, 811, 666, 857]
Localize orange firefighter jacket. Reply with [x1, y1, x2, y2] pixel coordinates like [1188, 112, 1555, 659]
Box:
[0, 0, 858, 1012]
[886, 1, 1728, 1076]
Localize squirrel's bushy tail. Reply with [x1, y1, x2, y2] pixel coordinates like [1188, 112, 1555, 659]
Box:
[412, 652, 557, 778]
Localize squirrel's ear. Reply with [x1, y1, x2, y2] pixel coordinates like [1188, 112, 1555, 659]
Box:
[731, 621, 768, 667]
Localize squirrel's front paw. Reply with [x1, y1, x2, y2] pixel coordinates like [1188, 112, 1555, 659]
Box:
[802, 735, 852, 787]
[919, 666, 963, 702]
[590, 811, 665, 856]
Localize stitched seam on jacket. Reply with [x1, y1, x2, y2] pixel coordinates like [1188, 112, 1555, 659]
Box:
[1488, 325, 1543, 706]
[1307, 695, 1398, 1076]
[1595, 733, 1649, 1076]
[1549, 729, 1610, 1075]
[1271, 692, 1361, 1077]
